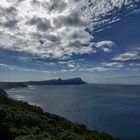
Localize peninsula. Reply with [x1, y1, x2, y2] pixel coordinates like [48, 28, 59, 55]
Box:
[0, 78, 86, 89]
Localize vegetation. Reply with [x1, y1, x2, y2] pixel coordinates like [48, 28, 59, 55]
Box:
[0, 88, 119, 140]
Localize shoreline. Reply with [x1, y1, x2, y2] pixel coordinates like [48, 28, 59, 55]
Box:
[0, 88, 118, 140]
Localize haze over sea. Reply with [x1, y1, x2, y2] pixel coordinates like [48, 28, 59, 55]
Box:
[8, 84, 140, 140]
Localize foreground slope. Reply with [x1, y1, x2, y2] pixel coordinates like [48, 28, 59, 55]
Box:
[0, 88, 118, 140]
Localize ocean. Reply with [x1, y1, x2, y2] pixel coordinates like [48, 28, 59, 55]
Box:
[7, 84, 140, 140]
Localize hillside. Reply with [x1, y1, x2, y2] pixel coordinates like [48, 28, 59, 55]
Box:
[0, 88, 118, 140]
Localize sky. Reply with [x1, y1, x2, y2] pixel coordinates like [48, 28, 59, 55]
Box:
[0, 0, 140, 84]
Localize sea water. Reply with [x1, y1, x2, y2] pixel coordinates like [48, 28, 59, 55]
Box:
[7, 84, 140, 140]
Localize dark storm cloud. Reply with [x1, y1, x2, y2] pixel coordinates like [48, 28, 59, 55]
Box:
[27, 16, 51, 32]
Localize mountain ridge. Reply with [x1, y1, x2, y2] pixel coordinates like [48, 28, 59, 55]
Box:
[0, 78, 86, 89]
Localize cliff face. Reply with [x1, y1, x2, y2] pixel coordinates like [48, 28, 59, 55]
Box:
[0, 90, 118, 140]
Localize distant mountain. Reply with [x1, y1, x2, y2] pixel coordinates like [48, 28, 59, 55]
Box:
[0, 78, 86, 89]
[26, 78, 86, 86]
[0, 82, 27, 89]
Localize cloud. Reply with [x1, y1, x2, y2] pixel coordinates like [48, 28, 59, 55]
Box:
[27, 16, 52, 32]
[95, 41, 115, 48]
[32, 0, 67, 13]
[67, 63, 76, 69]
[129, 63, 140, 67]
[3, 19, 18, 29]
[0, 6, 19, 29]
[58, 60, 79, 71]
[129, 63, 140, 71]
[48, 0, 67, 13]
[102, 47, 112, 52]
[94, 40, 115, 52]
[0, 0, 139, 60]
[85, 67, 111, 72]
[112, 51, 140, 61]
[0, 63, 10, 67]
[0, 0, 94, 58]
[0, 63, 50, 73]
[0, 6, 17, 17]
[101, 62, 123, 68]
[5, 0, 25, 5]
[61, 69, 67, 73]
[53, 11, 88, 28]
[79, 62, 124, 72]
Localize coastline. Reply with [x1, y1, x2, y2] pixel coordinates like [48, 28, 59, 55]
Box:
[0, 78, 86, 90]
[0, 88, 118, 140]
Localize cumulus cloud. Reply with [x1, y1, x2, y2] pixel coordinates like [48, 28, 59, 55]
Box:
[112, 51, 140, 61]
[95, 41, 115, 48]
[27, 16, 52, 32]
[58, 60, 80, 72]
[3, 19, 19, 29]
[0, 6, 17, 17]
[53, 11, 88, 28]
[5, 0, 25, 5]
[32, 0, 67, 13]
[61, 69, 67, 73]
[0, 0, 139, 60]
[95, 40, 115, 52]
[0, 0, 94, 58]
[48, 0, 67, 13]
[0, 6, 19, 29]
